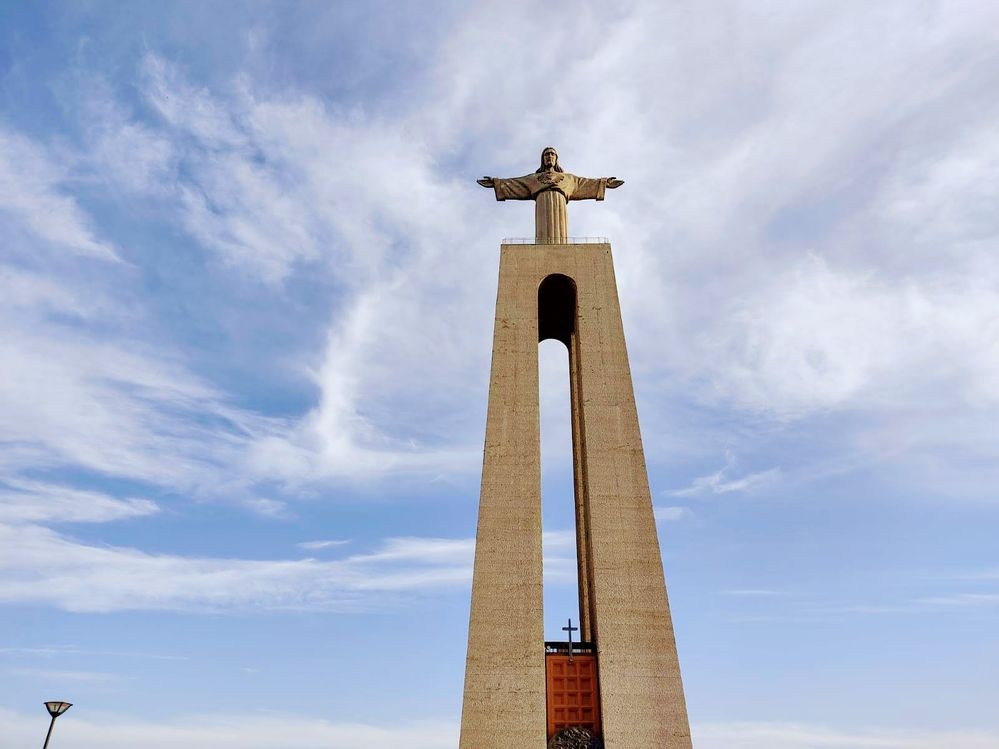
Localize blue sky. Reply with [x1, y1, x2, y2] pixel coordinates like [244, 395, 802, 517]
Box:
[1, 1, 998, 747]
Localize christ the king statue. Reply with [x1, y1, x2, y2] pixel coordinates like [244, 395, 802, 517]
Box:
[477, 147, 623, 243]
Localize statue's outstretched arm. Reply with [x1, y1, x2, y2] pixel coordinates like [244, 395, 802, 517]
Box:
[478, 175, 533, 201]
[568, 175, 624, 202]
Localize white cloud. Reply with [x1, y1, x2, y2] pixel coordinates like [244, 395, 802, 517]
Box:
[917, 593, 999, 609]
[0, 323, 278, 490]
[0, 480, 158, 524]
[0, 126, 117, 260]
[0, 264, 117, 320]
[0, 646, 185, 661]
[694, 256, 999, 418]
[543, 529, 578, 585]
[0, 523, 473, 613]
[238, 497, 291, 519]
[84, 88, 176, 196]
[6, 667, 124, 683]
[671, 452, 780, 497]
[654, 506, 690, 522]
[297, 539, 350, 550]
[876, 109, 999, 251]
[141, 54, 247, 149]
[965, 569, 999, 581]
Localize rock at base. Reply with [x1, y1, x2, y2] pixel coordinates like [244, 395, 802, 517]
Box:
[548, 726, 603, 749]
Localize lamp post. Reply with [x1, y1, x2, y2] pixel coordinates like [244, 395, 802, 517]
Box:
[42, 701, 72, 749]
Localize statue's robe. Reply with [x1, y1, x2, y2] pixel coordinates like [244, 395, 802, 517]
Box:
[489, 171, 609, 243]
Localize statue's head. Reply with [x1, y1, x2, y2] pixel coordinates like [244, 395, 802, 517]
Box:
[537, 146, 563, 173]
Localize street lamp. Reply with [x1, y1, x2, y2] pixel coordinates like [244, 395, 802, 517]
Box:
[42, 701, 72, 749]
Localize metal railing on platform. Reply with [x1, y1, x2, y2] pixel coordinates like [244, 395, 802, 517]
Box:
[502, 237, 609, 245]
[544, 641, 597, 655]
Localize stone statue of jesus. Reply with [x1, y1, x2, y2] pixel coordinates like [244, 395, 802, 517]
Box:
[478, 147, 624, 243]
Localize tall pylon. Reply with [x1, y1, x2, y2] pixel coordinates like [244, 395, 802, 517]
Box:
[458, 236, 692, 749]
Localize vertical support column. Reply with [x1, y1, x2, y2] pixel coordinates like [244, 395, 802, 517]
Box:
[572, 245, 693, 749]
[569, 330, 596, 643]
[458, 246, 547, 749]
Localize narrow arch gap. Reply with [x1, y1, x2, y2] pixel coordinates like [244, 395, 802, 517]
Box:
[538, 274, 583, 642]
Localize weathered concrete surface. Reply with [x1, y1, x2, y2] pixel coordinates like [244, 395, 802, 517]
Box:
[458, 243, 691, 749]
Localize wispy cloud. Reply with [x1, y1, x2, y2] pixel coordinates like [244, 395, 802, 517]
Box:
[0, 127, 117, 260]
[297, 539, 351, 551]
[670, 452, 780, 497]
[238, 497, 292, 519]
[960, 568, 999, 581]
[916, 593, 999, 609]
[543, 529, 578, 584]
[0, 322, 281, 490]
[0, 646, 185, 661]
[0, 480, 159, 524]
[0, 523, 473, 613]
[654, 505, 690, 522]
[6, 667, 125, 683]
[718, 588, 999, 618]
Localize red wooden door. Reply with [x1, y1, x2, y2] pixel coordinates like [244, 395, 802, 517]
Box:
[545, 653, 601, 739]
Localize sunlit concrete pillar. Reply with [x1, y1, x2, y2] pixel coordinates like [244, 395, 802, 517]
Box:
[459, 242, 692, 749]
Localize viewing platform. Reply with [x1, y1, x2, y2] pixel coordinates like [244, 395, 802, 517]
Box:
[502, 237, 609, 244]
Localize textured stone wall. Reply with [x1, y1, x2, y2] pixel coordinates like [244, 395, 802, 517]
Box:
[458, 243, 691, 749]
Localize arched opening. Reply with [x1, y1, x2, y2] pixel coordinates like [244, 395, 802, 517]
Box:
[538, 274, 590, 641]
[538, 274, 579, 641]
[538, 274, 575, 346]
[539, 273, 601, 740]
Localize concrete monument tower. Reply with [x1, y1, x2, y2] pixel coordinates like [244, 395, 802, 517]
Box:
[459, 148, 692, 749]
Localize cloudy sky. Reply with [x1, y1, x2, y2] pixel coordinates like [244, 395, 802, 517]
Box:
[1, 1, 998, 747]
